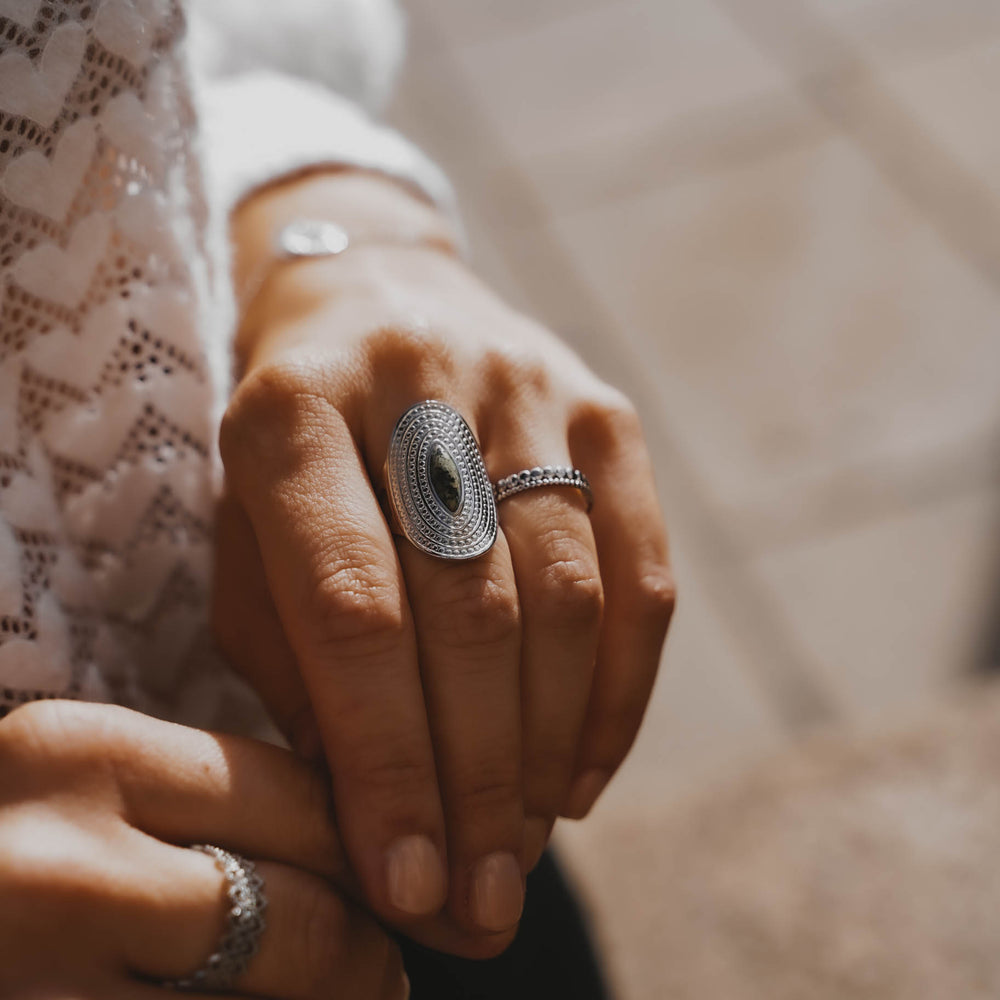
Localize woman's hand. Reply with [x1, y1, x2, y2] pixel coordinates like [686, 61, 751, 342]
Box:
[0, 699, 409, 998]
[215, 171, 675, 944]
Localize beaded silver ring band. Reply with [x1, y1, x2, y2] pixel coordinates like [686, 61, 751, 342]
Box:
[161, 844, 268, 992]
[494, 466, 593, 513]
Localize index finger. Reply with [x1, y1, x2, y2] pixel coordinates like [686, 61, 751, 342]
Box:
[220, 365, 449, 924]
[2, 700, 348, 882]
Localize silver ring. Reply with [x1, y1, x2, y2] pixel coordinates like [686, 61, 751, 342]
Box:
[494, 466, 593, 512]
[384, 400, 498, 561]
[161, 844, 268, 992]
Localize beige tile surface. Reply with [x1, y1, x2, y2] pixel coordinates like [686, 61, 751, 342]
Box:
[802, 0, 1000, 69]
[402, 0, 624, 49]
[448, 1, 790, 166]
[752, 487, 1000, 721]
[564, 544, 788, 821]
[513, 88, 823, 216]
[388, 4, 1000, 991]
[876, 35, 1000, 203]
[549, 131, 1000, 545]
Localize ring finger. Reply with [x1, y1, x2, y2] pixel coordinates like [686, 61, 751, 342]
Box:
[125, 839, 408, 1000]
[488, 426, 603, 870]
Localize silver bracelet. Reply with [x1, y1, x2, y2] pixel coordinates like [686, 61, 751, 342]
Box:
[238, 218, 454, 313]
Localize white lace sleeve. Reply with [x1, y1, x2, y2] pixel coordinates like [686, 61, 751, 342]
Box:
[188, 0, 459, 226]
[0, 0, 267, 733]
[0, 0, 457, 735]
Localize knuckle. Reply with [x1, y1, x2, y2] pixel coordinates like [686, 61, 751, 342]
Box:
[304, 560, 406, 657]
[0, 699, 101, 771]
[362, 325, 457, 389]
[425, 566, 520, 651]
[632, 565, 678, 628]
[454, 766, 521, 818]
[348, 745, 438, 803]
[569, 392, 643, 452]
[219, 360, 332, 470]
[480, 344, 552, 404]
[533, 531, 604, 631]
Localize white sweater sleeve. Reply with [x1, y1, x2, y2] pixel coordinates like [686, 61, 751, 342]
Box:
[187, 0, 460, 225]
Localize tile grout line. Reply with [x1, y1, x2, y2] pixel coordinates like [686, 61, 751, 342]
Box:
[713, 0, 1000, 295]
[397, 11, 841, 733]
[737, 428, 1000, 560]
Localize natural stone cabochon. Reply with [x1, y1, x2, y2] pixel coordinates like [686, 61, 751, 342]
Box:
[385, 400, 496, 560]
[428, 441, 463, 514]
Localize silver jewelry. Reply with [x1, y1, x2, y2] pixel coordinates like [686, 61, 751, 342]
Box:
[494, 466, 594, 512]
[277, 218, 351, 258]
[239, 218, 455, 313]
[384, 400, 497, 561]
[162, 844, 268, 992]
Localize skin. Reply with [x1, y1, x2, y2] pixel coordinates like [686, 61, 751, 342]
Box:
[0, 172, 672, 989]
[0, 699, 410, 999]
[216, 170, 676, 948]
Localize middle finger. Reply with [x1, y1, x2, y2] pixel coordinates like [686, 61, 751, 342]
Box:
[490, 441, 603, 870]
[369, 395, 526, 937]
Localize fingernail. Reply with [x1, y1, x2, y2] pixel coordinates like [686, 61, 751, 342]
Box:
[401, 971, 411, 1000]
[386, 835, 447, 916]
[470, 851, 524, 932]
[563, 768, 611, 819]
[524, 816, 551, 871]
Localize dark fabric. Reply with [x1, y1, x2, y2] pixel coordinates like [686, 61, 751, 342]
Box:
[400, 850, 612, 1000]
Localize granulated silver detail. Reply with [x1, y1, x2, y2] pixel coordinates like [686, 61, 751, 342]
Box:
[161, 844, 267, 992]
[385, 400, 497, 560]
[493, 465, 593, 512]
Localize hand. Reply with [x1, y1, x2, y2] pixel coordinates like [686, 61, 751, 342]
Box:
[215, 171, 675, 947]
[0, 699, 408, 999]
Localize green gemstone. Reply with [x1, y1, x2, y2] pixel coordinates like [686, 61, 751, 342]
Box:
[428, 442, 462, 514]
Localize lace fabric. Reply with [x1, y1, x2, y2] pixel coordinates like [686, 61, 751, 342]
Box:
[0, 0, 258, 730]
[0, 0, 455, 732]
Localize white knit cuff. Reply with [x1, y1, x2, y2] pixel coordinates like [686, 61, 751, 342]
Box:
[199, 70, 460, 230]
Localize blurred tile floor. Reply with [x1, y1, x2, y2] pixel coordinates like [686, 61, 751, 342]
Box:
[387, 1, 1000, 995]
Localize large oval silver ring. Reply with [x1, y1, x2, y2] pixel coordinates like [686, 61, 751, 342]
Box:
[384, 400, 498, 561]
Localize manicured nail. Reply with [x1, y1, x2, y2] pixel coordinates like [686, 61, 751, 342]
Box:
[469, 851, 524, 932]
[563, 768, 611, 819]
[524, 815, 551, 871]
[386, 835, 447, 916]
[401, 972, 411, 1000]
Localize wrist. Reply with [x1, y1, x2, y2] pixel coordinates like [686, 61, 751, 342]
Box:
[232, 240, 481, 379]
[231, 169, 461, 371]
[232, 169, 459, 300]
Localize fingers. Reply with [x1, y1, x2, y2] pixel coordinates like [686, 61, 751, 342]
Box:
[124, 842, 408, 1000]
[489, 442, 602, 870]
[562, 402, 676, 819]
[220, 369, 448, 923]
[360, 381, 526, 935]
[212, 493, 322, 761]
[3, 700, 348, 883]
[393, 533, 525, 934]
